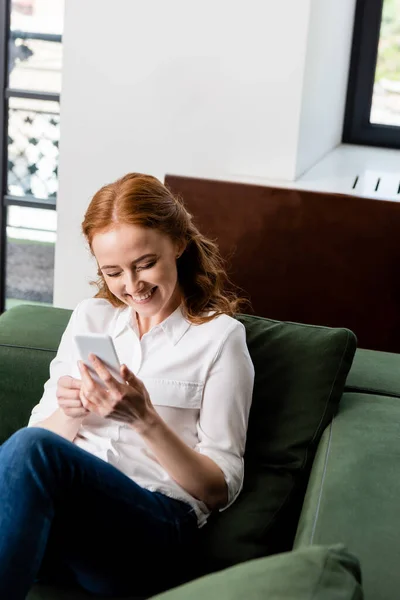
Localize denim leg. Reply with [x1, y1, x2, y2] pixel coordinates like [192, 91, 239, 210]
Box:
[0, 427, 199, 600]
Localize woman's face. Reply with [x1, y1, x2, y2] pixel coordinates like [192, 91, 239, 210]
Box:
[92, 223, 184, 325]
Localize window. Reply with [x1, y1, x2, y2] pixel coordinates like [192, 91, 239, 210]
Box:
[343, 0, 400, 149]
[0, 0, 64, 312]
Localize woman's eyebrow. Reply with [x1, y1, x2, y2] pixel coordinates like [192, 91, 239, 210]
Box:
[100, 253, 157, 270]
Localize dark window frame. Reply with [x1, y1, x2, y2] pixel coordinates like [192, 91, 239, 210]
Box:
[343, 0, 400, 149]
[0, 0, 60, 313]
[0, 0, 10, 313]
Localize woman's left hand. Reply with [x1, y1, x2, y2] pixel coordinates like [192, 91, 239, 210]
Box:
[78, 354, 157, 428]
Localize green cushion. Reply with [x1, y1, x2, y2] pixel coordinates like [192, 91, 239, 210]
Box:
[0, 304, 71, 443]
[27, 545, 362, 600]
[196, 315, 356, 575]
[294, 391, 400, 600]
[345, 347, 400, 398]
[152, 544, 363, 600]
[0, 304, 70, 348]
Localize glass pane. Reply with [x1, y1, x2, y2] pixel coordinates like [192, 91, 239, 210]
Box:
[7, 96, 60, 199]
[5, 205, 56, 309]
[9, 0, 64, 93]
[371, 0, 400, 126]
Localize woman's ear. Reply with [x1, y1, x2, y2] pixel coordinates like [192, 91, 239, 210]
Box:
[175, 240, 187, 259]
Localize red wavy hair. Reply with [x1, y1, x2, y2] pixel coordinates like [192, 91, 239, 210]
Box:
[81, 172, 250, 324]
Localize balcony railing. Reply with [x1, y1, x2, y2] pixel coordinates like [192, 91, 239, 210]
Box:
[7, 106, 59, 199]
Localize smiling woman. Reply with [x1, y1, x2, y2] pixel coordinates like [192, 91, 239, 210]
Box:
[0, 172, 255, 599]
[91, 223, 183, 337]
[82, 172, 248, 326]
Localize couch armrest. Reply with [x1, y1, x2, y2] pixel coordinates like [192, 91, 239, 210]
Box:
[294, 391, 400, 600]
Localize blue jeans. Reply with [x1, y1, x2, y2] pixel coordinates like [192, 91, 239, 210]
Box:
[0, 427, 199, 599]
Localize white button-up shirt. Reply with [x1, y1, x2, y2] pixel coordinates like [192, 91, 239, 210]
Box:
[28, 298, 255, 527]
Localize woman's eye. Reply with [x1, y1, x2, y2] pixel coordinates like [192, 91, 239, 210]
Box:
[137, 261, 156, 272]
[105, 261, 156, 277]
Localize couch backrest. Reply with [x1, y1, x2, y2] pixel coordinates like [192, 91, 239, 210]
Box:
[0, 304, 71, 442]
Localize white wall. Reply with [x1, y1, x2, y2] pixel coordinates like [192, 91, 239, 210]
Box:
[54, 0, 356, 309]
[295, 0, 357, 178]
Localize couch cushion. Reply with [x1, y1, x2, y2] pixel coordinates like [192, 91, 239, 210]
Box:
[345, 347, 400, 398]
[0, 304, 71, 443]
[27, 545, 362, 600]
[152, 544, 363, 600]
[294, 391, 400, 600]
[196, 315, 356, 575]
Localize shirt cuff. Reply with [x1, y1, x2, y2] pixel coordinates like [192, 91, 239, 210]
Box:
[197, 447, 244, 511]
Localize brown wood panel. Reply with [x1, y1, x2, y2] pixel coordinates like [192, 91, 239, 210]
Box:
[165, 174, 400, 353]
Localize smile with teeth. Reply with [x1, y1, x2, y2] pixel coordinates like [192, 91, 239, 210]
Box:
[131, 286, 157, 303]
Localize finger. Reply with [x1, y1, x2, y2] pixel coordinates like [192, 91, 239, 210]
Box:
[88, 354, 120, 391]
[79, 388, 98, 411]
[58, 375, 82, 390]
[80, 388, 113, 418]
[58, 399, 84, 409]
[62, 407, 89, 418]
[120, 364, 138, 385]
[57, 388, 81, 400]
[120, 364, 128, 380]
[77, 361, 98, 393]
[77, 362, 103, 407]
[79, 361, 118, 414]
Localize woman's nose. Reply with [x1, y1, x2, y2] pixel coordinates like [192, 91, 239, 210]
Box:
[123, 271, 139, 295]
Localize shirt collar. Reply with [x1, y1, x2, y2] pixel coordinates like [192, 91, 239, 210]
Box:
[114, 303, 191, 346]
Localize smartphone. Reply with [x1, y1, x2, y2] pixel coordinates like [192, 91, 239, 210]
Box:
[74, 333, 124, 386]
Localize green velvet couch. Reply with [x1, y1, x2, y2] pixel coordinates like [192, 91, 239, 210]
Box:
[1, 303, 398, 599]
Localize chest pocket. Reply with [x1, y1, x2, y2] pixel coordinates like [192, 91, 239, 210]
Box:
[142, 378, 203, 410]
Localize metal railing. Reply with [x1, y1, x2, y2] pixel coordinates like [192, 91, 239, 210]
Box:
[0, 11, 62, 310]
[7, 107, 59, 201]
[10, 30, 62, 43]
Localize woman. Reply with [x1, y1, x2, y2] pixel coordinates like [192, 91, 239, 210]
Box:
[0, 173, 255, 599]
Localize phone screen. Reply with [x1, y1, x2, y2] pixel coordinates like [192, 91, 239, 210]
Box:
[74, 334, 124, 385]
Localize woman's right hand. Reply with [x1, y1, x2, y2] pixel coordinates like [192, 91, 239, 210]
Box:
[57, 375, 89, 418]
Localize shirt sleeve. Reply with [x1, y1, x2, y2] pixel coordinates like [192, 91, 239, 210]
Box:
[194, 320, 255, 511]
[27, 301, 82, 427]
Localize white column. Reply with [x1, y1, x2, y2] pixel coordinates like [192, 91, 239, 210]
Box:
[54, 0, 357, 308]
[295, 0, 357, 178]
